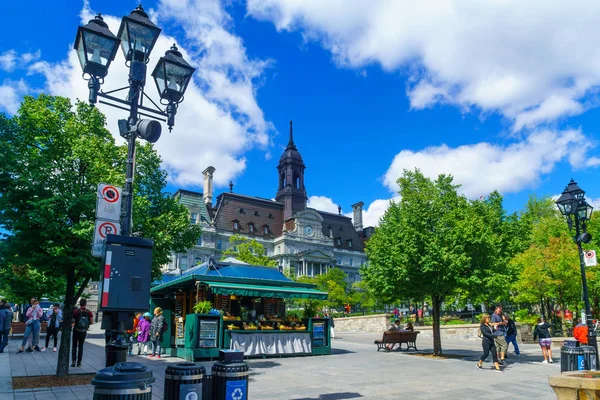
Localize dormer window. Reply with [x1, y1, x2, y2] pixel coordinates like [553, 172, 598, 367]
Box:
[335, 237, 341, 246]
[263, 225, 269, 235]
[254, 211, 260, 216]
[248, 223, 255, 234]
[190, 213, 197, 224]
[232, 220, 240, 230]
[239, 208, 245, 214]
[268, 213, 273, 219]
[347, 239, 353, 248]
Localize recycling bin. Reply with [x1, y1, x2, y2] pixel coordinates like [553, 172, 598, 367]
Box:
[164, 362, 206, 400]
[92, 362, 155, 399]
[561, 345, 585, 372]
[211, 361, 249, 400]
[581, 345, 598, 371]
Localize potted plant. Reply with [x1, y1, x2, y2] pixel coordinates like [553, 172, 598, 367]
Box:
[193, 300, 213, 314]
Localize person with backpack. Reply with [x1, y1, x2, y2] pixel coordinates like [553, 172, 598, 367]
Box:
[0, 301, 14, 353]
[149, 307, 165, 359]
[71, 299, 93, 367]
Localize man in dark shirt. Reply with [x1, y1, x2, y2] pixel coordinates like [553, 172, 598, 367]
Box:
[71, 299, 93, 367]
[491, 306, 508, 364]
[504, 314, 520, 356]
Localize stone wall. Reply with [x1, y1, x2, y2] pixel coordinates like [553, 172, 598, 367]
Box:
[334, 314, 527, 343]
[333, 314, 389, 333]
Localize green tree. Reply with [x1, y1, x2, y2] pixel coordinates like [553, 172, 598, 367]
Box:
[222, 234, 277, 266]
[0, 95, 200, 375]
[363, 169, 501, 355]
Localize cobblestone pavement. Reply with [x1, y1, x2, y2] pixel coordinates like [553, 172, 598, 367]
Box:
[1, 325, 561, 399]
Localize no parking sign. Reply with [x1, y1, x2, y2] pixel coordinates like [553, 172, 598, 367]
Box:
[584, 250, 597, 267]
[92, 219, 120, 257]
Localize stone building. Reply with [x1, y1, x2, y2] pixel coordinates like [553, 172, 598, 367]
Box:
[164, 122, 373, 283]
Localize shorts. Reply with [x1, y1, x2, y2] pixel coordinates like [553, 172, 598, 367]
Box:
[494, 336, 508, 353]
[539, 338, 552, 347]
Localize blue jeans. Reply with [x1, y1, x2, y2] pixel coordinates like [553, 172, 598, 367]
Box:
[0, 330, 8, 352]
[22, 320, 40, 348]
[151, 339, 161, 356]
[506, 334, 520, 355]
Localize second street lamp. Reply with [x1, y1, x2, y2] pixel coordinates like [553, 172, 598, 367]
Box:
[556, 178, 596, 365]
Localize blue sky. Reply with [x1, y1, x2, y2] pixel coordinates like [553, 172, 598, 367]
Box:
[2, 0, 600, 226]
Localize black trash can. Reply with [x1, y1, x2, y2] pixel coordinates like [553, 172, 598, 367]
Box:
[580, 345, 598, 371]
[211, 362, 249, 400]
[164, 362, 206, 400]
[92, 362, 155, 399]
[561, 345, 584, 372]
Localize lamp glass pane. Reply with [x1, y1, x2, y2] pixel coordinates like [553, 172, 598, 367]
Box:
[127, 21, 156, 56]
[164, 62, 191, 94]
[83, 31, 115, 66]
[154, 62, 167, 94]
[76, 31, 87, 70]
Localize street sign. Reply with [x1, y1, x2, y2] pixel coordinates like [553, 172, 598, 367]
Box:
[584, 250, 597, 267]
[92, 219, 120, 257]
[96, 184, 122, 222]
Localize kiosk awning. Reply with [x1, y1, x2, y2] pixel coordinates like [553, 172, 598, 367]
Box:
[204, 282, 327, 300]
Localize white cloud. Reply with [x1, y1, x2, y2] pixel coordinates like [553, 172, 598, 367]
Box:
[247, 0, 600, 131]
[26, 1, 273, 189]
[0, 50, 41, 73]
[307, 196, 339, 214]
[0, 79, 30, 115]
[383, 129, 599, 198]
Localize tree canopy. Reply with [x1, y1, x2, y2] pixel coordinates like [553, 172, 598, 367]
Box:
[0, 95, 201, 375]
[222, 234, 277, 267]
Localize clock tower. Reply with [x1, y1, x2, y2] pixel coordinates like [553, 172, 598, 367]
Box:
[276, 120, 307, 220]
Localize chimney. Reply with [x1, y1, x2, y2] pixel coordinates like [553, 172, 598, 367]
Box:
[351, 201, 364, 231]
[202, 166, 216, 205]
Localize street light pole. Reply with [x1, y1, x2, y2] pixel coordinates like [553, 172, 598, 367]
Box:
[575, 214, 597, 352]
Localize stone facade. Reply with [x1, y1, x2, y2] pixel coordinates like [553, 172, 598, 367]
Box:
[163, 122, 371, 283]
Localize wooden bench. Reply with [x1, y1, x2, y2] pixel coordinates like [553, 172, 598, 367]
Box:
[10, 322, 48, 339]
[374, 331, 420, 352]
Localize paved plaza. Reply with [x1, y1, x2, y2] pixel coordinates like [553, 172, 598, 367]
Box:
[0, 325, 561, 399]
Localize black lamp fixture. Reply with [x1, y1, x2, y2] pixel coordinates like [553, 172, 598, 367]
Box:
[152, 44, 196, 130]
[74, 14, 120, 78]
[116, 5, 161, 63]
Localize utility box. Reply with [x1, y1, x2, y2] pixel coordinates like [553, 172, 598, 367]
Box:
[100, 234, 154, 312]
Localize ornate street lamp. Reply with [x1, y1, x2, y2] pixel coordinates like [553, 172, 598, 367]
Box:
[556, 178, 596, 362]
[74, 4, 195, 368]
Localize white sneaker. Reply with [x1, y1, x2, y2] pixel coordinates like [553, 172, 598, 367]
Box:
[549, 359, 554, 364]
[542, 360, 548, 364]
[52, 348, 57, 352]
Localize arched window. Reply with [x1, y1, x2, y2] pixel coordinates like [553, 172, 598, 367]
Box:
[180, 256, 188, 270]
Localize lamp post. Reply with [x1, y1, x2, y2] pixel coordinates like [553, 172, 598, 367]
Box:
[74, 5, 195, 367]
[556, 179, 596, 360]
[74, 5, 196, 236]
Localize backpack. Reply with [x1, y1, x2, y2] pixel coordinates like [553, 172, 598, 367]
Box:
[162, 320, 168, 333]
[76, 311, 91, 332]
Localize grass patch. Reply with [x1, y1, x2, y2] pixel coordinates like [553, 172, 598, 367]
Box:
[12, 373, 95, 389]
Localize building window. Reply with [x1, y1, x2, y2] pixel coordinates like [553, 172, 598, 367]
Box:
[232, 220, 239, 230]
[277, 245, 281, 254]
[195, 257, 202, 265]
[335, 238, 341, 246]
[217, 240, 222, 250]
[348, 239, 353, 248]
[268, 213, 273, 219]
[196, 236, 203, 246]
[254, 211, 260, 216]
[263, 225, 269, 235]
[239, 208, 245, 214]
[248, 223, 255, 233]
[349, 258, 354, 266]
[190, 213, 197, 224]
[180, 256, 188, 270]
[337, 257, 342, 265]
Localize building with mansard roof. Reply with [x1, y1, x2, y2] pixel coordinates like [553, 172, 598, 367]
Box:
[164, 121, 374, 283]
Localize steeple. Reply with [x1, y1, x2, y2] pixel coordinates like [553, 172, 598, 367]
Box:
[276, 119, 307, 220]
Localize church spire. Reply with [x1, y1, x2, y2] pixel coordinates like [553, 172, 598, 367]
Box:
[287, 120, 296, 150]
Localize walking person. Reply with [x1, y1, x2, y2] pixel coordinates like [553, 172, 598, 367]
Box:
[504, 314, 521, 356]
[533, 317, 553, 363]
[491, 306, 508, 364]
[42, 303, 62, 352]
[17, 299, 43, 354]
[476, 314, 502, 371]
[137, 312, 151, 355]
[128, 313, 142, 356]
[71, 299, 93, 367]
[149, 307, 165, 359]
[324, 312, 335, 339]
[573, 318, 589, 345]
[0, 301, 14, 353]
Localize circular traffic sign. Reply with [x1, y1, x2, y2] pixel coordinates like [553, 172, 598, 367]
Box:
[585, 251, 595, 258]
[102, 186, 120, 203]
[98, 221, 118, 239]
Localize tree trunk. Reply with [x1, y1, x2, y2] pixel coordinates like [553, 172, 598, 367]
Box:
[56, 267, 75, 376]
[540, 296, 546, 320]
[560, 299, 566, 337]
[74, 276, 91, 303]
[432, 294, 443, 356]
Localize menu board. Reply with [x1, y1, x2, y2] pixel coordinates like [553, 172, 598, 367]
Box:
[266, 300, 278, 316]
[176, 320, 184, 339]
[174, 295, 183, 316]
[218, 295, 230, 312]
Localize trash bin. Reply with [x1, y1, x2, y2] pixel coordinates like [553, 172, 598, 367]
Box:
[211, 362, 249, 400]
[164, 362, 206, 400]
[92, 362, 155, 399]
[561, 345, 585, 372]
[581, 345, 598, 371]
